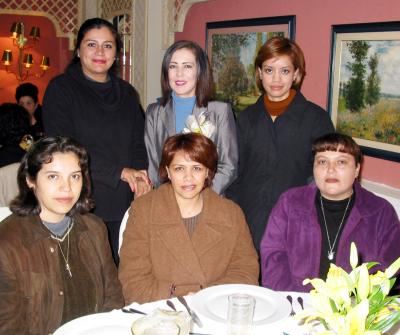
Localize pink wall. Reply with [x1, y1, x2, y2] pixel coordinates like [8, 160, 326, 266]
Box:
[176, 0, 400, 189]
[0, 14, 70, 104]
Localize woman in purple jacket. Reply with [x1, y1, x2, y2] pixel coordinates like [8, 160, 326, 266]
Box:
[260, 133, 400, 292]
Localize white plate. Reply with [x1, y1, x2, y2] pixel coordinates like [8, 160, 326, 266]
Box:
[53, 312, 137, 335]
[191, 284, 291, 326]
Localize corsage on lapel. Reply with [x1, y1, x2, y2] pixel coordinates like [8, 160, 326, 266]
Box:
[182, 111, 215, 139]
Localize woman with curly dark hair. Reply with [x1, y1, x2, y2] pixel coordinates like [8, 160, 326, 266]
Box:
[0, 136, 123, 334]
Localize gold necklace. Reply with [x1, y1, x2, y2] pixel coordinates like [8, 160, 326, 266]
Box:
[320, 195, 352, 261]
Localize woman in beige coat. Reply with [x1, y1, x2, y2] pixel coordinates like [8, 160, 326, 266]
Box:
[119, 133, 258, 304]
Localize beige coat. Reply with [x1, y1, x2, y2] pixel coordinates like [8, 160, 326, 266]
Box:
[119, 184, 259, 304]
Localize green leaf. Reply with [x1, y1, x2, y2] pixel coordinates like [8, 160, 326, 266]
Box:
[368, 311, 400, 332]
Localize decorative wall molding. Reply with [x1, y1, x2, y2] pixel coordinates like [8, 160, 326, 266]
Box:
[162, 0, 210, 48]
[101, 0, 132, 34]
[0, 0, 82, 50]
[130, 0, 147, 104]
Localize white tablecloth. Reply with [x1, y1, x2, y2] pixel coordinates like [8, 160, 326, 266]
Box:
[55, 290, 400, 335]
[119, 291, 310, 335]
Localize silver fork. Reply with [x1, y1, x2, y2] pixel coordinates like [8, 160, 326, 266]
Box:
[286, 295, 295, 316]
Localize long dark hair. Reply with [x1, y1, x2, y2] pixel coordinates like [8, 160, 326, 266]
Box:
[10, 136, 94, 216]
[160, 40, 213, 107]
[68, 17, 122, 74]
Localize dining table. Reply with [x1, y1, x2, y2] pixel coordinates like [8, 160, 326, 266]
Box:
[54, 286, 400, 335]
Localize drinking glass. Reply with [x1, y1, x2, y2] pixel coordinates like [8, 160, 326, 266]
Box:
[226, 294, 255, 335]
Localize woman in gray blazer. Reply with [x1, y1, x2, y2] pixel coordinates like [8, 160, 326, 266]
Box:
[145, 40, 238, 194]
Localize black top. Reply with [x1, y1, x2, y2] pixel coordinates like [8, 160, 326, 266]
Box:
[0, 144, 25, 168]
[226, 92, 335, 248]
[315, 191, 355, 278]
[42, 63, 148, 222]
[28, 104, 45, 140]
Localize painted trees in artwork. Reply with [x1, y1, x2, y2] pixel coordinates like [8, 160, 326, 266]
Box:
[212, 33, 251, 113]
[343, 41, 370, 112]
[365, 53, 381, 108]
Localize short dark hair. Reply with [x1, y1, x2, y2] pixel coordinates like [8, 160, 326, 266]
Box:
[255, 37, 305, 92]
[0, 103, 30, 146]
[15, 82, 39, 103]
[10, 136, 94, 216]
[69, 17, 122, 74]
[312, 133, 363, 165]
[160, 40, 213, 107]
[159, 133, 218, 187]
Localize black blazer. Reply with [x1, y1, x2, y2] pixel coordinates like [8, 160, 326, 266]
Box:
[226, 91, 335, 248]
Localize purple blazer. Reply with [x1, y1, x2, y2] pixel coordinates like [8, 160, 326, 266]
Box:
[260, 182, 400, 292]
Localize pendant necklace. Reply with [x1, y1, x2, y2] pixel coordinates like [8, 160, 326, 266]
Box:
[320, 195, 352, 261]
[50, 221, 74, 278]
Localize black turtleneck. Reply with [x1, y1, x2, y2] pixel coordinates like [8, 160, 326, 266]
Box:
[315, 190, 355, 278]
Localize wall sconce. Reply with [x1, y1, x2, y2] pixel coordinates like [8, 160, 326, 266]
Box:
[1, 22, 50, 82]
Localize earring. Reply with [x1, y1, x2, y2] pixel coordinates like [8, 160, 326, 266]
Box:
[77, 51, 80, 58]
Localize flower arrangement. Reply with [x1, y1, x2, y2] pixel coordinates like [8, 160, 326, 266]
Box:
[297, 243, 400, 335]
[183, 112, 215, 139]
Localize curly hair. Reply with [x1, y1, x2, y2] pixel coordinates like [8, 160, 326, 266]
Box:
[15, 82, 39, 103]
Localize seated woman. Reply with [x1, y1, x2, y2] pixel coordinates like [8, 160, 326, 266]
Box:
[15, 82, 44, 140]
[119, 133, 258, 304]
[0, 136, 123, 334]
[260, 133, 400, 292]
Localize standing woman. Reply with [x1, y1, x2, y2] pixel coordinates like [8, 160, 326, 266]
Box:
[43, 18, 151, 263]
[227, 37, 334, 250]
[145, 40, 238, 194]
[0, 136, 123, 334]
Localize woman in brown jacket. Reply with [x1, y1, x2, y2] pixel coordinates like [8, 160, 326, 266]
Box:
[0, 136, 123, 334]
[119, 133, 259, 304]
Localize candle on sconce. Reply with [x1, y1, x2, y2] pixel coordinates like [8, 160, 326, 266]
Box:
[10, 22, 22, 38]
[1, 50, 12, 66]
[23, 53, 34, 68]
[40, 56, 50, 70]
[29, 26, 41, 40]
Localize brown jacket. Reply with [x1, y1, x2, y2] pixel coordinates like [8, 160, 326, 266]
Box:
[0, 213, 123, 335]
[119, 184, 259, 304]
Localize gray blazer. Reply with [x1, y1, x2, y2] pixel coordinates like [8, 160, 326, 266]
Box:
[144, 99, 238, 194]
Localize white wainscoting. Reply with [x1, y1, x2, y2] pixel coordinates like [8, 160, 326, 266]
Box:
[361, 179, 400, 218]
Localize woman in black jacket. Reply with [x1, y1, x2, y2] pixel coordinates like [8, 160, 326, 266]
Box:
[43, 18, 151, 264]
[227, 37, 334, 250]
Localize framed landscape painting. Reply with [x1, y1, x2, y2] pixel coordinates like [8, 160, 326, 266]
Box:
[206, 15, 296, 115]
[328, 22, 400, 162]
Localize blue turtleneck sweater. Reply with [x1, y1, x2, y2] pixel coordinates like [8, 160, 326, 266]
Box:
[172, 91, 196, 133]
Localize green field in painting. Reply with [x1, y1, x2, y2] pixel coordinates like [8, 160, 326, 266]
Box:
[337, 97, 400, 145]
